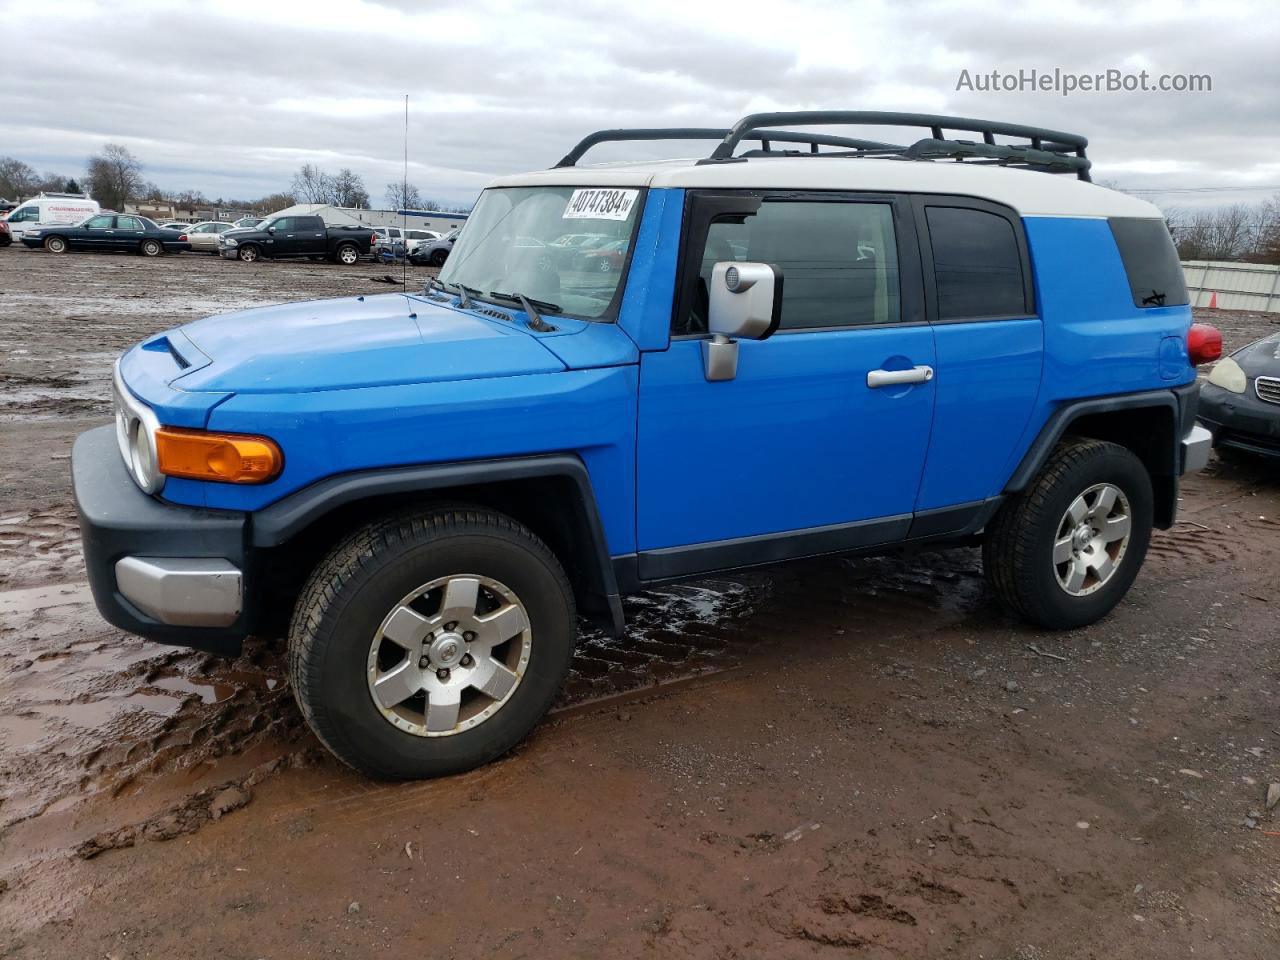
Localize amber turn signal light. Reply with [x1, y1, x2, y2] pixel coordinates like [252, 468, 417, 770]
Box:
[155, 428, 283, 484]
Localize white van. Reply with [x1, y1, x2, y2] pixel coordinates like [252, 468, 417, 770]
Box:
[2, 193, 100, 243]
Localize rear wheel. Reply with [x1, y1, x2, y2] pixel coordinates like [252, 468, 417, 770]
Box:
[289, 506, 576, 779]
[139, 239, 162, 257]
[429, 249, 448, 267]
[335, 243, 359, 265]
[237, 244, 260, 263]
[984, 438, 1152, 629]
[44, 236, 67, 254]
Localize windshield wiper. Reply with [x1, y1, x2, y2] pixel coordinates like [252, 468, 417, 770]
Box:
[488, 291, 560, 332]
[429, 277, 482, 310]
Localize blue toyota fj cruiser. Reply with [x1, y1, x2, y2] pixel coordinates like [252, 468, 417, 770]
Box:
[74, 112, 1219, 778]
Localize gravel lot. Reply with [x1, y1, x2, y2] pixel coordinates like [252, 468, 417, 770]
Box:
[1, 245, 1278, 958]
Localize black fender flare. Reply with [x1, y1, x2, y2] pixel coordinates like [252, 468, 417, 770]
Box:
[250, 454, 625, 637]
[1003, 384, 1197, 528]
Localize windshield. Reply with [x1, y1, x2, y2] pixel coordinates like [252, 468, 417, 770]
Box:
[439, 186, 642, 320]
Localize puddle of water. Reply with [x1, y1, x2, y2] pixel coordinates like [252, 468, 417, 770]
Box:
[0, 713, 50, 749]
[35, 692, 186, 730]
[151, 675, 236, 705]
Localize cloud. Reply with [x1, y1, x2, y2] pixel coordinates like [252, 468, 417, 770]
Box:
[0, 0, 1276, 209]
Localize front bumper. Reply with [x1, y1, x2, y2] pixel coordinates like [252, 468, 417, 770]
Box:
[73, 425, 250, 654]
[1198, 381, 1280, 459]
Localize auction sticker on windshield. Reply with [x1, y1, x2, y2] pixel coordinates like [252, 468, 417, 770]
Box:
[563, 188, 639, 221]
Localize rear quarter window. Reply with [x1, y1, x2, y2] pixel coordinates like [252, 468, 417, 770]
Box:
[1108, 218, 1189, 308]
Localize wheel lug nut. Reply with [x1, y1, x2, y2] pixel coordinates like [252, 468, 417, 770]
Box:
[464, 631, 476, 642]
[461, 654, 474, 667]
[418, 656, 430, 669]
[437, 668, 450, 681]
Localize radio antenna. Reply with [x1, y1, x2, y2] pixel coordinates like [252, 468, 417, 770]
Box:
[402, 93, 409, 287]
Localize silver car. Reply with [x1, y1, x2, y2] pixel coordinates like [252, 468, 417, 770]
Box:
[184, 221, 237, 254]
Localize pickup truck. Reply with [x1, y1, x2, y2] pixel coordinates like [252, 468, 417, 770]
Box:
[218, 214, 374, 264]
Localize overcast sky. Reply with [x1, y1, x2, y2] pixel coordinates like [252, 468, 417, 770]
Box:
[3, 0, 1277, 210]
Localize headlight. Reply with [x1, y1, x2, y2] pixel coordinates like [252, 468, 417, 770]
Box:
[223, 237, 238, 246]
[27, 230, 42, 237]
[113, 361, 164, 494]
[1207, 356, 1247, 394]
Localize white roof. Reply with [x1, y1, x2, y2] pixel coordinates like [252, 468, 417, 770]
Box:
[489, 157, 1160, 220]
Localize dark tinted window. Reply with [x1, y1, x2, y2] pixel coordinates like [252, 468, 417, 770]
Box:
[1108, 218, 1189, 308]
[686, 200, 899, 331]
[85, 215, 114, 229]
[926, 206, 1027, 320]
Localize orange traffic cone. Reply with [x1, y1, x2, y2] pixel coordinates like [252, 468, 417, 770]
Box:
[1208, 291, 1218, 308]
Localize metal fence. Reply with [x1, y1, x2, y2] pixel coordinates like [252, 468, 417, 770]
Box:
[1181, 260, 1280, 313]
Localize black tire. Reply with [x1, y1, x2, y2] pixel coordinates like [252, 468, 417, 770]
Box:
[289, 506, 576, 779]
[334, 243, 359, 266]
[983, 437, 1152, 629]
[429, 249, 448, 267]
[44, 236, 67, 254]
[139, 238, 162, 257]
[237, 244, 261, 263]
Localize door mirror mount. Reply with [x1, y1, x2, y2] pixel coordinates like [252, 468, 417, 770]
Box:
[702, 262, 783, 382]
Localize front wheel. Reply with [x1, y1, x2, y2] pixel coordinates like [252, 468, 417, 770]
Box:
[984, 438, 1152, 629]
[335, 243, 359, 265]
[429, 249, 448, 267]
[237, 244, 260, 263]
[44, 236, 67, 254]
[288, 506, 576, 779]
[139, 239, 162, 257]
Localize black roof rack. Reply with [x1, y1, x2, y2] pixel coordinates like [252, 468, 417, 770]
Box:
[554, 127, 900, 169]
[556, 111, 1091, 181]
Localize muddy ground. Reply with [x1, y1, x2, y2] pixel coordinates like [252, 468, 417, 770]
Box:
[0, 245, 1278, 958]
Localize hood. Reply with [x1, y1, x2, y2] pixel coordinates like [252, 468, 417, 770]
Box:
[171, 293, 564, 393]
[1232, 331, 1280, 374]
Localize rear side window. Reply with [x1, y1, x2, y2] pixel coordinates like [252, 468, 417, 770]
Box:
[1108, 218, 1189, 308]
[925, 206, 1027, 320]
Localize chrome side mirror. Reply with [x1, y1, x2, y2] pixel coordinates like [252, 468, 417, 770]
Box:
[703, 262, 782, 382]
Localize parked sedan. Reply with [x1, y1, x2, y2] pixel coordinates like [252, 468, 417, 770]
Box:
[20, 214, 191, 256]
[1199, 332, 1280, 461]
[576, 238, 627, 273]
[407, 229, 458, 267]
[184, 220, 237, 254]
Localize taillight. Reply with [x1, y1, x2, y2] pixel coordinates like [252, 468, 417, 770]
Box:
[178, 234, 187, 242]
[371, 233, 377, 246]
[1188, 322, 1222, 365]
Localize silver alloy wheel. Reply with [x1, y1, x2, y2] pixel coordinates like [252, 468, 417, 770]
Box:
[366, 574, 532, 737]
[239, 245, 259, 262]
[141, 240, 161, 256]
[1053, 482, 1132, 596]
[338, 245, 359, 265]
[45, 236, 66, 253]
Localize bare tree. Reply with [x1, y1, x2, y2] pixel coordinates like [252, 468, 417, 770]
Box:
[0, 156, 39, 199]
[254, 191, 297, 216]
[86, 143, 144, 210]
[291, 163, 334, 205]
[385, 181, 424, 209]
[331, 168, 369, 207]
